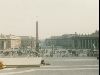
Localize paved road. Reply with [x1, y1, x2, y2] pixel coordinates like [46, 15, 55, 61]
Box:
[0, 57, 99, 75]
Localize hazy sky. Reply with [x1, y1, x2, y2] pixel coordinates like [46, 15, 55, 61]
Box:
[0, 0, 99, 39]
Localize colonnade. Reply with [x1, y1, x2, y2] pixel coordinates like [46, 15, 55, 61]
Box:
[74, 38, 99, 49]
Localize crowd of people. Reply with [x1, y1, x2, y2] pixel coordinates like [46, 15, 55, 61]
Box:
[40, 49, 99, 57]
[0, 48, 99, 58]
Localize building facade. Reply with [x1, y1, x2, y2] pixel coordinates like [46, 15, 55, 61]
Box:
[45, 31, 99, 50]
[20, 36, 35, 49]
[0, 34, 21, 50]
[72, 36, 99, 49]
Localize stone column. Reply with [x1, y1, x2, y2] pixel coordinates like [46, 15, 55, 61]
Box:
[4, 40, 6, 50]
[78, 40, 81, 49]
[90, 39, 93, 49]
[83, 39, 85, 49]
[97, 40, 99, 49]
[87, 39, 90, 49]
[84, 40, 86, 49]
[81, 40, 83, 49]
[72, 39, 75, 49]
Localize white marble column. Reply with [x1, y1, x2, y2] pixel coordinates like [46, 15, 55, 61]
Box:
[4, 40, 6, 49]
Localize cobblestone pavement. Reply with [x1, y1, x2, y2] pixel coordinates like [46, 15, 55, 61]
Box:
[0, 57, 99, 75]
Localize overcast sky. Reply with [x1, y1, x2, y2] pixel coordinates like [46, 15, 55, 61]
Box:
[0, 0, 99, 39]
